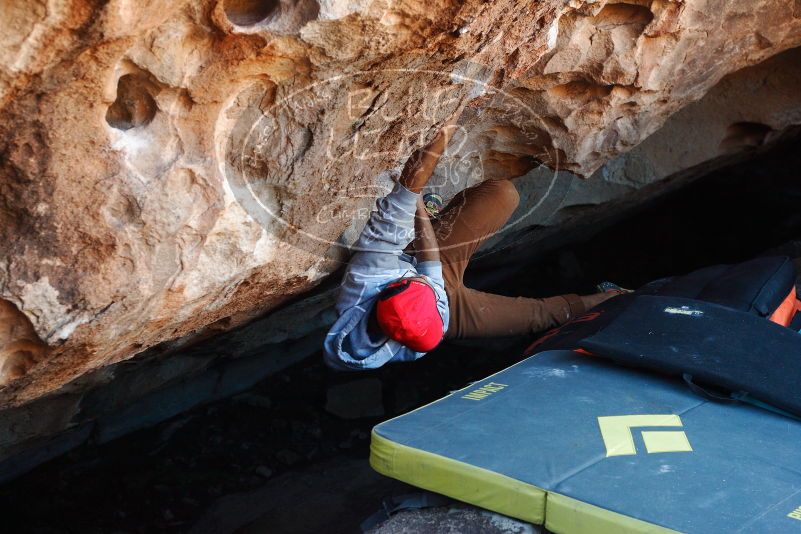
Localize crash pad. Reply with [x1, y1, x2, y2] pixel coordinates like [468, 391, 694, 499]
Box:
[370, 350, 801, 533]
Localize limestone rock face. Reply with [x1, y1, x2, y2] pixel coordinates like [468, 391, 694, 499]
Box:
[1, 0, 800, 405]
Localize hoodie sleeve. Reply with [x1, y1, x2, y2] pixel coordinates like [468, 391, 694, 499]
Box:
[351, 182, 419, 254]
[416, 260, 449, 337]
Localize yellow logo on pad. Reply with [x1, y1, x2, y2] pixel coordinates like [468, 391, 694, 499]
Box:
[598, 415, 693, 457]
[462, 382, 508, 401]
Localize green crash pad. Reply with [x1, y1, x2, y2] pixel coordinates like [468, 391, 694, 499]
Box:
[370, 350, 801, 533]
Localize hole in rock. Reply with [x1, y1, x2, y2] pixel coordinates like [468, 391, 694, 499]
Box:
[105, 74, 158, 131]
[0, 299, 47, 385]
[2, 135, 799, 532]
[482, 124, 564, 172]
[719, 121, 773, 153]
[594, 3, 655, 30]
[224, 0, 281, 26]
[548, 80, 614, 101]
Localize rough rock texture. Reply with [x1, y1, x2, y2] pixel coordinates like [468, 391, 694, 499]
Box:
[370, 506, 539, 534]
[1, 0, 801, 406]
[476, 45, 801, 258]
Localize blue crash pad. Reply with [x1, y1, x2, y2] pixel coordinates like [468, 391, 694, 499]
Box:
[370, 350, 801, 533]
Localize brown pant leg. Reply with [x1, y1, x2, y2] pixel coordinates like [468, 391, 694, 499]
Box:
[435, 179, 520, 284]
[448, 289, 585, 338]
[435, 180, 585, 339]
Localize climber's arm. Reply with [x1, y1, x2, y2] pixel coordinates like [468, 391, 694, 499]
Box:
[398, 104, 465, 194]
[351, 104, 466, 255]
[412, 197, 440, 263]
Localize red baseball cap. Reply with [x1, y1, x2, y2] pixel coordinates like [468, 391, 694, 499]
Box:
[376, 278, 443, 352]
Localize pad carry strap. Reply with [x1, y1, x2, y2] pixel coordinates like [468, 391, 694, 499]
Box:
[682, 374, 739, 403]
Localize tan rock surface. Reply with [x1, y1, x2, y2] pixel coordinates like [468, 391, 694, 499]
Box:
[1, 0, 800, 406]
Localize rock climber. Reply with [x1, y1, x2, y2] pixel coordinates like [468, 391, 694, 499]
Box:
[324, 108, 624, 370]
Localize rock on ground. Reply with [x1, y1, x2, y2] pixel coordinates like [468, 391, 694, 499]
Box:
[325, 377, 385, 419]
[369, 506, 540, 534]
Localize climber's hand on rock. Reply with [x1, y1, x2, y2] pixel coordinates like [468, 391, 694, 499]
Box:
[399, 99, 467, 194]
